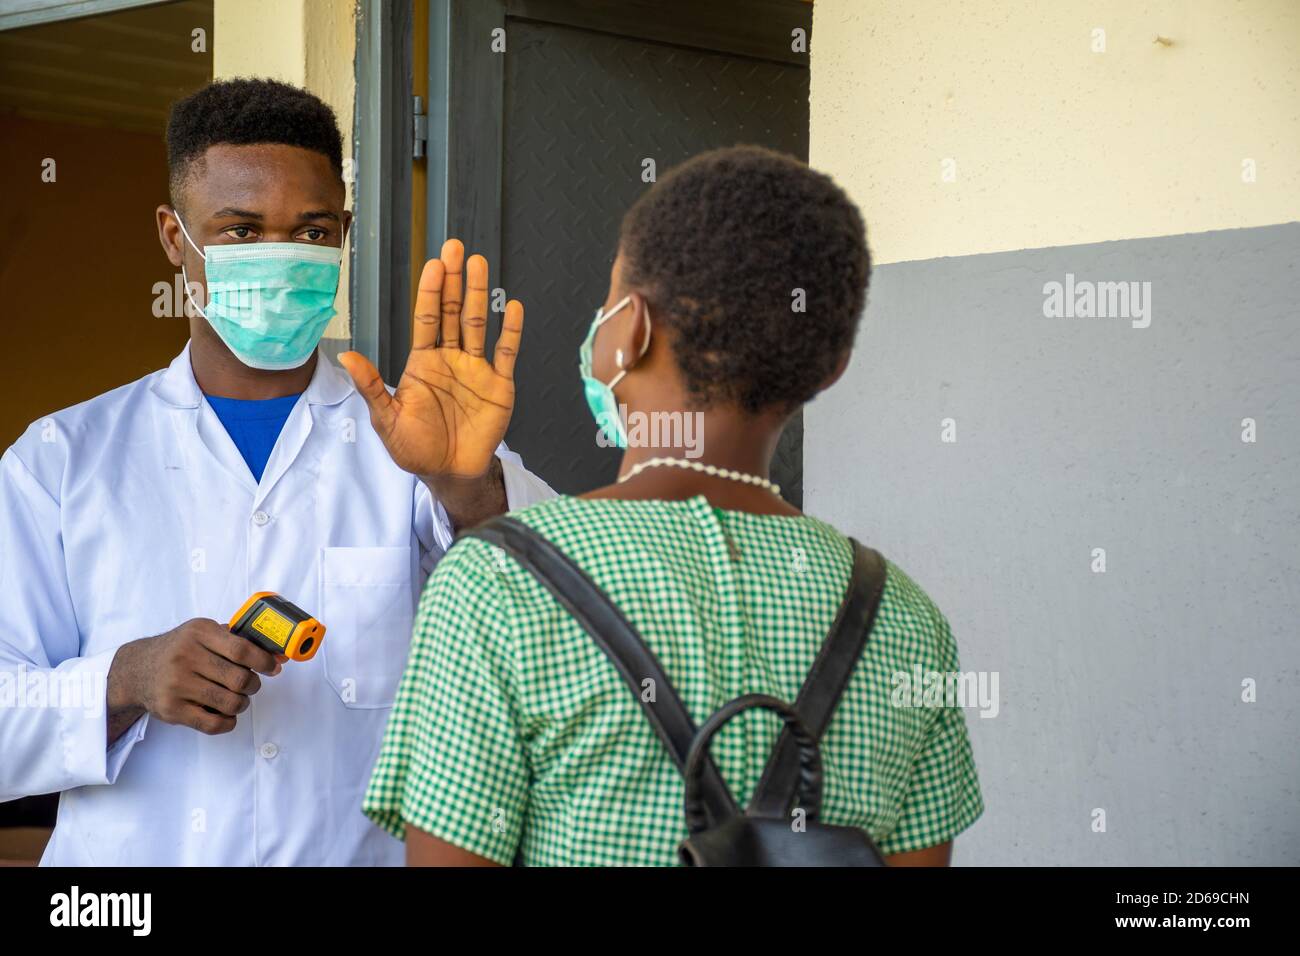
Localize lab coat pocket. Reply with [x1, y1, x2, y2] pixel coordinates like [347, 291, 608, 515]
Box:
[319, 546, 416, 709]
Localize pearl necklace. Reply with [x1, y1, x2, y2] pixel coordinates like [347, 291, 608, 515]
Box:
[618, 457, 781, 496]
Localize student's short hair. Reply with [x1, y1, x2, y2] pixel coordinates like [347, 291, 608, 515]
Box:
[166, 78, 344, 209]
[619, 145, 870, 414]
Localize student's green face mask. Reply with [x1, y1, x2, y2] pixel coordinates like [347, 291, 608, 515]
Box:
[177, 214, 342, 371]
[578, 294, 650, 448]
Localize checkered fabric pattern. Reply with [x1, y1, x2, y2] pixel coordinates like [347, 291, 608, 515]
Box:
[363, 495, 983, 865]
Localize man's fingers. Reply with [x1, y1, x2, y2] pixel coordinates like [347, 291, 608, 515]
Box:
[195, 623, 281, 676]
[337, 351, 397, 438]
[188, 677, 249, 718]
[180, 703, 237, 736]
[494, 299, 524, 379]
[412, 258, 445, 351]
[462, 254, 490, 358]
[197, 647, 262, 696]
[439, 239, 465, 348]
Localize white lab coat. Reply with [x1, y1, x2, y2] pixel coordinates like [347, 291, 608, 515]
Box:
[0, 343, 555, 865]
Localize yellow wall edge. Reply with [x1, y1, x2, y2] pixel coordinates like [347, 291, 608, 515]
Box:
[811, 0, 1300, 265]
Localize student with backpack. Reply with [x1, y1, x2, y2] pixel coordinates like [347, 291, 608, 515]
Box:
[363, 145, 984, 866]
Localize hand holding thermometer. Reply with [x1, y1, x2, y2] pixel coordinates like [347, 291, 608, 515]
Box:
[197, 594, 325, 716]
[228, 592, 325, 662]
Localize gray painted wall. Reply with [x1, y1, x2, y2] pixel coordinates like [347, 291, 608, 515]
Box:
[805, 223, 1300, 866]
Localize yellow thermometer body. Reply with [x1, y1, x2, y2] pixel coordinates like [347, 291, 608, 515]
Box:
[228, 592, 325, 662]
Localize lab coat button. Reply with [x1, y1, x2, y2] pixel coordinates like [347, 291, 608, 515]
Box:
[252, 510, 270, 526]
[259, 742, 279, 759]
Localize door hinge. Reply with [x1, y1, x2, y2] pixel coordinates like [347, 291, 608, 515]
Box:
[413, 95, 428, 159]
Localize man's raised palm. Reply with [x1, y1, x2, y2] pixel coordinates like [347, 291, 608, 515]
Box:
[339, 239, 524, 480]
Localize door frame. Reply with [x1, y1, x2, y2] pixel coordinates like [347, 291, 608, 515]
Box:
[352, 0, 416, 381]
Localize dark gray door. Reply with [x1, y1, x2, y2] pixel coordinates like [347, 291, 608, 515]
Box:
[435, 0, 812, 501]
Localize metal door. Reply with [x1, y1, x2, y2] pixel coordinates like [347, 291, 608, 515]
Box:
[429, 0, 812, 501]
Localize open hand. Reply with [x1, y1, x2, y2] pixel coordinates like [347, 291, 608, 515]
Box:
[339, 239, 523, 480]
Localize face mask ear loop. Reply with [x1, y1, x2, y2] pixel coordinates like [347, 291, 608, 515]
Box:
[604, 299, 651, 391]
[636, 303, 653, 360]
[174, 211, 206, 262]
[180, 262, 207, 320]
[325, 227, 348, 299]
[175, 212, 209, 320]
[596, 294, 632, 329]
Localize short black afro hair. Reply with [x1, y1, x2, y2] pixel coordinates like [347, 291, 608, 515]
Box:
[619, 145, 870, 414]
[166, 77, 344, 209]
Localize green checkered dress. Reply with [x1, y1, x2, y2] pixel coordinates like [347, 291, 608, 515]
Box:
[363, 494, 983, 865]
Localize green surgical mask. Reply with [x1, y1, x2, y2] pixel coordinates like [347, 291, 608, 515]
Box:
[177, 214, 342, 371]
[578, 294, 649, 448]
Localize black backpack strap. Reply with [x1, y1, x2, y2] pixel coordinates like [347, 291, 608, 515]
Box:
[747, 539, 887, 819]
[467, 516, 740, 827]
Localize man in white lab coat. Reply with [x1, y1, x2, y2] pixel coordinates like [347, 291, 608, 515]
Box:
[0, 78, 554, 864]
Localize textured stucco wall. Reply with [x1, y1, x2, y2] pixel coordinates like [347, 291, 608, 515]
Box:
[807, 0, 1300, 865]
[810, 0, 1300, 265]
[212, 0, 357, 340]
[805, 223, 1300, 865]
